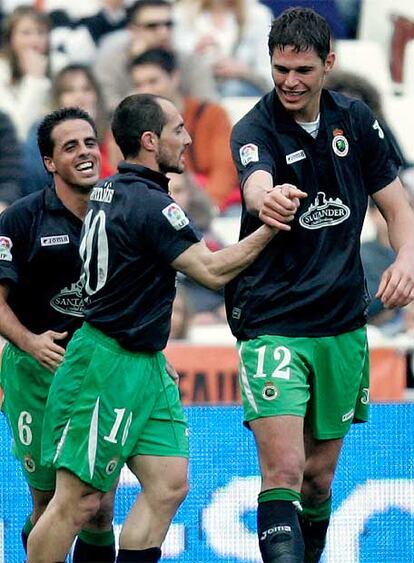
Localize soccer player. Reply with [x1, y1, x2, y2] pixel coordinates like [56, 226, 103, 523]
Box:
[0, 107, 116, 562]
[26, 93, 279, 563]
[226, 7, 414, 563]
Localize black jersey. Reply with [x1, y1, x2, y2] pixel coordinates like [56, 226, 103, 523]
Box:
[226, 89, 399, 339]
[0, 187, 85, 342]
[82, 163, 201, 352]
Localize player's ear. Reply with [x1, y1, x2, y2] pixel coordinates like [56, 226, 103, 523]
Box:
[141, 130, 158, 152]
[324, 51, 336, 74]
[43, 156, 56, 173]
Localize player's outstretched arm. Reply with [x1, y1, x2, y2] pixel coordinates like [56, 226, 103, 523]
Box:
[243, 170, 307, 230]
[171, 224, 276, 290]
[373, 178, 414, 308]
[0, 283, 67, 372]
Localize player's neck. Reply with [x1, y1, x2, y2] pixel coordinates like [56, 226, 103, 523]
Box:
[126, 154, 161, 175]
[54, 181, 91, 220]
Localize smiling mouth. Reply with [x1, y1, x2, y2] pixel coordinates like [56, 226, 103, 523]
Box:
[75, 161, 95, 172]
[281, 89, 306, 98]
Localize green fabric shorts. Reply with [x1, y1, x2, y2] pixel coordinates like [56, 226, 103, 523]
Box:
[237, 326, 369, 439]
[1, 342, 56, 490]
[42, 323, 189, 492]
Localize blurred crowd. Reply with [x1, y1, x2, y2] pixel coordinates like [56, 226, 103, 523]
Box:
[0, 0, 413, 341]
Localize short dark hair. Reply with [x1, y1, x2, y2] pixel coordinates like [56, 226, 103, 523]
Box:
[111, 94, 167, 159]
[37, 107, 97, 158]
[130, 48, 177, 75]
[268, 7, 331, 62]
[128, 0, 171, 24]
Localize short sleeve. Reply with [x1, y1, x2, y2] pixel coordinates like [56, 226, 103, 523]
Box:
[0, 204, 29, 286]
[231, 113, 277, 187]
[353, 101, 399, 195]
[142, 191, 202, 264]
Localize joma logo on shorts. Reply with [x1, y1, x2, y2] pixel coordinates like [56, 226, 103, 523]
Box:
[260, 525, 291, 540]
[342, 409, 354, 422]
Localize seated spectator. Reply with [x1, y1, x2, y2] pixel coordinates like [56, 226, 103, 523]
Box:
[169, 172, 227, 326]
[94, 0, 218, 112]
[361, 200, 402, 335]
[174, 0, 273, 97]
[325, 69, 412, 169]
[0, 6, 51, 140]
[22, 64, 121, 195]
[79, 0, 128, 45]
[0, 110, 23, 210]
[130, 48, 239, 210]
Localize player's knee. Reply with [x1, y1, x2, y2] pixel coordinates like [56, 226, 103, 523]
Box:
[263, 454, 304, 490]
[152, 474, 189, 514]
[302, 469, 333, 504]
[73, 492, 102, 529]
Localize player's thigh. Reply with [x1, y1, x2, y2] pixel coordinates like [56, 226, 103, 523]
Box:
[310, 326, 368, 440]
[237, 335, 311, 424]
[44, 324, 169, 492]
[132, 354, 189, 459]
[1, 343, 55, 490]
[128, 453, 188, 500]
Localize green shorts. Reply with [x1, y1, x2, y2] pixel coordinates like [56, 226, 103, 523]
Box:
[237, 327, 369, 440]
[42, 323, 189, 492]
[1, 343, 56, 490]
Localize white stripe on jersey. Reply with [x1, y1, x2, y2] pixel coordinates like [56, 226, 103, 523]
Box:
[53, 419, 71, 464]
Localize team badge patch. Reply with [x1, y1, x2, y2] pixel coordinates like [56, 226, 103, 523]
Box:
[0, 236, 12, 261]
[262, 381, 278, 401]
[24, 455, 36, 473]
[332, 130, 349, 157]
[239, 143, 259, 166]
[105, 459, 118, 475]
[162, 203, 189, 230]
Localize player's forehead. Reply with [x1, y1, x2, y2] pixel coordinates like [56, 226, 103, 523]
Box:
[271, 45, 322, 67]
[51, 119, 96, 147]
[158, 98, 183, 129]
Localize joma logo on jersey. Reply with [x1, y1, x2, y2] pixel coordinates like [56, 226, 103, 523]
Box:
[299, 192, 350, 230]
[41, 235, 69, 246]
[90, 184, 114, 203]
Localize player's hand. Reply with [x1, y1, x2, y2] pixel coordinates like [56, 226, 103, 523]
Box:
[165, 360, 180, 385]
[376, 258, 414, 309]
[259, 184, 307, 231]
[26, 330, 68, 372]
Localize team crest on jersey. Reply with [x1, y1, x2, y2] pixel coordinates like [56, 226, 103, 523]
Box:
[162, 203, 189, 230]
[50, 279, 84, 317]
[262, 381, 278, 401]
[24, 455, 36, 473]
[332, 129, 349, 157]
[299, 192, 350, 230]
[0, 236, 12, 261]
[239, 143, 259, 166]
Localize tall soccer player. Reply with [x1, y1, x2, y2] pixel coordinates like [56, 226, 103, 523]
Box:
[226, 6, 414, 562]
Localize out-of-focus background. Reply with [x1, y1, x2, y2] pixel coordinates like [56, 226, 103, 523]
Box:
[1, 1, 414, 561]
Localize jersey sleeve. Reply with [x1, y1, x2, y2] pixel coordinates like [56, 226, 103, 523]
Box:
[231, 114, 277, 187]
[0, 204, 30, 286]
[354, 101, 400, 195]
[142, 191, 202, 264]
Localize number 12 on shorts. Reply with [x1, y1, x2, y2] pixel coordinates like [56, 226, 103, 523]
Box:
[253, 345, 291, 380]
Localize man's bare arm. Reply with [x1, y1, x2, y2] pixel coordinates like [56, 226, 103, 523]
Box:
[171, 224, 275, 290]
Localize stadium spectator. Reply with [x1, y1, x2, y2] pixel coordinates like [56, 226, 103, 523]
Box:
[79, 0, 129, 45]
[0, 6, 51, 140]
[22, 64, 121, 195]
[169, 171, 227, 325]
[26, 93, 276, 562]
[0, 107, 116, 561]
[130, 48, 238, 210]
[226, 7, 414, 562]
[174, 0, 273, 97]
[94, 0, 218, 113]
[0, 110, 23, 210]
